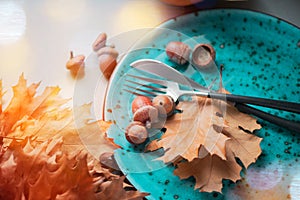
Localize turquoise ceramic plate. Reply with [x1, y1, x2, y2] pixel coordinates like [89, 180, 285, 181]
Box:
[104, 9, 300, 199]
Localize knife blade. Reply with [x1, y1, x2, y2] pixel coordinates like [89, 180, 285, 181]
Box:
[130, 59, 210, 92]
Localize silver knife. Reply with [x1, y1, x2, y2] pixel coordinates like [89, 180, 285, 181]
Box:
[130, 59, 210, 92]
[129, 58, 300, 133]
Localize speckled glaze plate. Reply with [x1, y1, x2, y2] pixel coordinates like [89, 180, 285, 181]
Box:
[104, 9, 300, 199]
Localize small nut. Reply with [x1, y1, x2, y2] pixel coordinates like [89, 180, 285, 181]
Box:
[191, 43, 216, 69]
[96, 46, 119, 59]
[152, 95, 175, 117]
[92, 33, 107, 52]
[99, 152, 119, 170]
[99, 54, 117, 79]
[166, 41, 191, 65]
[66, 51, 85, 77]
[133, 105, 158, 128]
[131, 96, 153, 114]
[125, 121, 148, 144]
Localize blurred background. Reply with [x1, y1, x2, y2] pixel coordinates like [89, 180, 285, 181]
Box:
[0, 0, 299, 99]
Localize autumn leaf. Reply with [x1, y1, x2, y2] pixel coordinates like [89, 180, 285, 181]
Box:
[0, 80, 3, 114]
[1, 75, 116, 161]
[216, 102, 262, 168]
[0, 137, 147, 200]
[147, 96, 262, 192]
[96, 176, 149, 200]
[174, 148, 242, 193]
[147, 97, 230, 163]
[0, 75, 147, 199]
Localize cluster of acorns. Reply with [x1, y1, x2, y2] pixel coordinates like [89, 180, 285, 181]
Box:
[125, 95, 175, 145]
[66, 33, 118, 79]
[125, 41, 216, 145]
[66, 33, 215, 78]
[166, 41, 216, 69]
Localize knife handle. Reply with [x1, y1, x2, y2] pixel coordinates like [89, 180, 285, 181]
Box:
[208, 92, 300, 114]
[235, 103, 300, 133]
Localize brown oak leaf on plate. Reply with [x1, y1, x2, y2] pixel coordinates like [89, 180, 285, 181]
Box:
[147, 96, 262, 193]
[0, 75, 148, 200]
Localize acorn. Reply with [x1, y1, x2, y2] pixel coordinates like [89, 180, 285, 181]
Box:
[92, 33, 107, 52]
[152, 95, 175, 117]
[98, 54, 117, 79]
[97, 45, 119, 79]
[125, 121, 148, 145]
[131, 96, 153, 114]
[166, 41, 191, 65]
[99, 152, 119, 170]
[66, 51, 85, 77]
[191, 43, 216, 69]
[133, 105, 158, 129]
[97, 46, 119, 58]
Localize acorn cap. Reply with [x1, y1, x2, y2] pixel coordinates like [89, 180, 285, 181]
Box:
[191, 43, 216, 69]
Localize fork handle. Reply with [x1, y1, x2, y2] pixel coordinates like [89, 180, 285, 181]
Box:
[208, 92, 300, 114]
[235, 103, 300, 133]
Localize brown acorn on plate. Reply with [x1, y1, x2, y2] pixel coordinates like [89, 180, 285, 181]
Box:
[191, 43, 216, 69]
[131, 96, 153, 113]
[152, 95, 176, 117]
[125, 121, 148, 145]
[166, 41, 191, 65]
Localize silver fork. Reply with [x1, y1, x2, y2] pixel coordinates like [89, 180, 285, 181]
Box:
[124, 74, 300, 114]
[124, 74, 300, 132]
[124, 74, 209, 103]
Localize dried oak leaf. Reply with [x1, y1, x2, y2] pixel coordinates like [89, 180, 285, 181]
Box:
[147, 96, 262, 192]
[174, 148, 242, 193]
[0, 75, 147, 199]
[0, 75, 68, 137]
[0, 137, 147, 200]
[147, 97, 230, 163]
[1, 75, 116, 162]
[96, 176, 149, 200]
[0, 80, 3, 114]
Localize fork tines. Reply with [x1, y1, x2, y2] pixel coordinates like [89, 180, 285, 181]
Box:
[123, 74, 167, 97]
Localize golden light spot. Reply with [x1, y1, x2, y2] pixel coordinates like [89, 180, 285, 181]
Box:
[0, 38, 31, 74]
[112, 1, 161, 32]
[44, 0, 86, 22]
